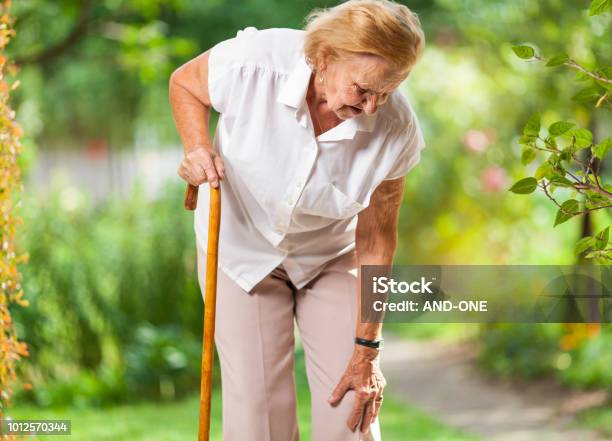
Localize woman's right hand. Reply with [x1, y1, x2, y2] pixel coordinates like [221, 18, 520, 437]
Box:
[178, 146, 225, 188]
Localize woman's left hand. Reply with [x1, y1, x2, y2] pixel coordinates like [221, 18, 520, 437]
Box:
[328, 345, 386, 433]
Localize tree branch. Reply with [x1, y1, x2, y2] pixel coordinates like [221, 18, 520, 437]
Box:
[537, 135, 589, 168]
[535, 55, 612, 85]
[540, 182, 576, 214]
[538, 182, 611, 216]
[13, 0, 95, 66]
[574, 183, 612, 198]
[566, 59, 612, 85]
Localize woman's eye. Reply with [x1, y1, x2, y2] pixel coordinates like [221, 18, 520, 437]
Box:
[354, 84, 366, 94]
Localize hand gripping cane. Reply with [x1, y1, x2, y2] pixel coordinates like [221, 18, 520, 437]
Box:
[185, 183, 220, 441]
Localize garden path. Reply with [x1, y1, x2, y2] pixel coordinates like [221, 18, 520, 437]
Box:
[381, 335, 610, 441]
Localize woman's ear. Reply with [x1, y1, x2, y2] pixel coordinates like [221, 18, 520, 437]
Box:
[315, 50, 331, 73]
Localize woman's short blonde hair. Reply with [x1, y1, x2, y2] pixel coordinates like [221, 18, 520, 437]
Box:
[304, 0, 425, 79]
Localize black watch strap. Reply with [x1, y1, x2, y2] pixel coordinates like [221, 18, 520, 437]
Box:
[354, 337, 384, 349]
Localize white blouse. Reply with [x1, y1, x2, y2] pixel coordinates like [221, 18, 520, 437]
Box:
[194, 27, 426, 293]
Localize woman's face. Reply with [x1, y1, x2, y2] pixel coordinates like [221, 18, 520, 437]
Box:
[318, 53, 404, 120]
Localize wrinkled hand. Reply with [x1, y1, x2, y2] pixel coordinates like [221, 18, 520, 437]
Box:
[178, 146, 225, 188]
[328, 346, 386, 434]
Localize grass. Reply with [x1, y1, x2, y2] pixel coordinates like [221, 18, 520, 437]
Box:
[6, 346, 480, 441]
[384, 322, 481, 342]
[575, 404, 612, 438]
[6, 393, 481, 441]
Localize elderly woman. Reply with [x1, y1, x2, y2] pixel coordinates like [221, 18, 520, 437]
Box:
[169, 1, 426, 440]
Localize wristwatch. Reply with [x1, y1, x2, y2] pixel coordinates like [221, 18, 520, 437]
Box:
[354, 337, 384, 350]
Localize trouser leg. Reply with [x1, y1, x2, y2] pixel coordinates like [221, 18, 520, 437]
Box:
[197, 247, 299, 441]
[295, 250, 382, 441]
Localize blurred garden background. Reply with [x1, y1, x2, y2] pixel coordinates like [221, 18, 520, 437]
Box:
[1, 0, 611, 440]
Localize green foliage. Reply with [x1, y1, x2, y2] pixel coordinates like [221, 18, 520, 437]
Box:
[26, 367, 127, 409]
[520, 147, 537, 165]
[553, 199, 580, 226]
[124, 323, 204, 402]
[581, 226, 612, 260]
[480, 324, 612, 390]
[12, 179, 206, 406]
[558, 329, 612, 388]
[512, 45, 535, 59]
[545, 53, 569, 67]
[589, 0, 612, 16]
[523, 113, 541, 137]
[594, 137, 612, 160]
[509, 2, 611, 263]
[509, 177, 537, 194]
[548, 121, 574, 136]
[572, 85, 604, 103]
[479, 324, 562, 377]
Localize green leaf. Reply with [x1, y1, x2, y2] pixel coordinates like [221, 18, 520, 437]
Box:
[574, 71, 590, 82]
[545, 136, 558, 148]
[546, 53, 569, 67]
[553, 199, 580, 227]
[595, 227, 610, 250]
[547, 153, 561, 167]
[572, 85, 603, 103]
[595, 67, 612, 91]
[584, 250, 612, 263]
[519, 134, 536, 145]
[548, 121, 575, 136]
[599, 67, 612, 80]
[512, 45, 535, 59]
[585, 250, 599, 259]
[559, 147, 573, 162]
[575, 236, 595, 256]
[585, 190, 607, 200]
[585, 198, 610, 210]
[521, 147, 537, 165]
[549, 175, 574, 188]
[593, 137, 612, 160]
[534, 162, 554, 180]
[589, 0, 612, 16]
[509, 177, 538, 194]
[523, 113, 541, 137]
[570, 128, 593, 148]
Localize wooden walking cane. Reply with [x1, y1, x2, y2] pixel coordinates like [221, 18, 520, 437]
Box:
[185, 183, 220, 441]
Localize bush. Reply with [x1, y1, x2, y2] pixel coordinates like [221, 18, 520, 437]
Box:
[559, 328, 612, 389]
[124, 323, 204, 401]
[12, 176, 209, 406]
[479, 323, 563, 378]
[479, 323, 612, 390]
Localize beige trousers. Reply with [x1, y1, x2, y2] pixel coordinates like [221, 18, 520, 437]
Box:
[197, 247, 381, 441]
